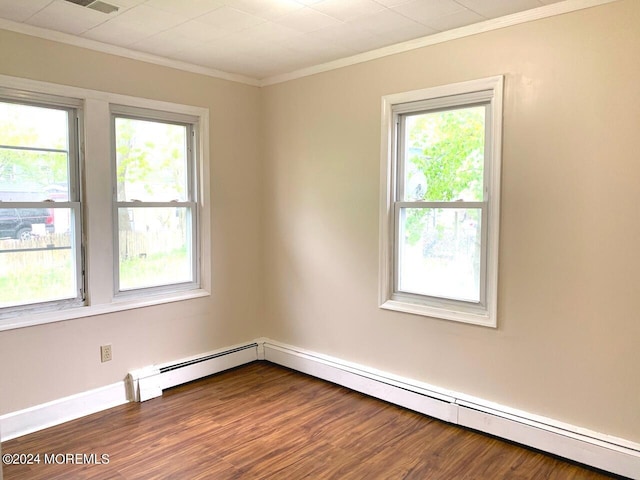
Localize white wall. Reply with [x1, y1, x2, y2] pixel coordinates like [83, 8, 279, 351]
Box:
[261, 0, 640, 443]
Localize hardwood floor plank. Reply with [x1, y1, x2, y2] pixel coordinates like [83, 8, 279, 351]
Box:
[1, 362, 624, 479]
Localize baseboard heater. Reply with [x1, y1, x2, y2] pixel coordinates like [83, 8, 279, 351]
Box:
[261, 340, 640, 479]
[128, 343, 259, 402]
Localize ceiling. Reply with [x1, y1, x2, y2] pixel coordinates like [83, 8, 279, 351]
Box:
[0, 0, 566, 81]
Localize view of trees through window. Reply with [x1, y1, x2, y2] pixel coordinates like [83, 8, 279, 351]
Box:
[114, 117, 193, 290]
[398, 105, 485, 302]
[0, 100, 77, 308]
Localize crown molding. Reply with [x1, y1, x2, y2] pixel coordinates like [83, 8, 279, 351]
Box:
[259, 0, 620, 86]
[0, 0, 621, 88]
[0, 18, 261, 87]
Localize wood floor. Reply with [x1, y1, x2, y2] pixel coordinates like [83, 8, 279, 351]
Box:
[2, 362, 623, 479]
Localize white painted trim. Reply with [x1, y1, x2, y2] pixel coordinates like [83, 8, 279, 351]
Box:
[0, 73, 212, 333]
[260, 0, 619, 86]
[0, 74, 210, 115]
[0, 1, 619, 88]
[256, 337, 266, 360]
[0, 290, 210, 332]
[2, 338, 638, 478]
[158, 344, 258, 391]
[0, 342, 259, 441]
[260, 339, 640, 479]
[379, 76, 503, 327]
[128, 366, 162, 402]
[0, 381, 128, 442]
[128, 342, 259, 402]
[0, 18, 260, 87]
[263, 341, 458, 424]
[458, 404, 640, 476]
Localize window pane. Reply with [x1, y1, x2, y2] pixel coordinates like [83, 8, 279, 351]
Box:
[115, 118, 188, 202]
[0, 101, 69, 150]
[398, 208, 481, 302]
[0, 149, 70, 202]
[118, 207, 192, 290]
[0, 208, 77, 308]
[1, 101, 71, 202]
[403, 106, 485, 202]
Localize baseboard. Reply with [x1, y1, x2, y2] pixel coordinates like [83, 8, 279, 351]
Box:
[129, 342, 259, 401]
[2, 338, 638, 479]
[260, 338, 640, 479]
[1, 342, 259, 441]
[158, 343, 258, 391]
[0, 381, 128, 442]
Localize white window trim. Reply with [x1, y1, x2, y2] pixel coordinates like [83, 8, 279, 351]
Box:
[0, 74, 211, 332]
[379, 76, 503, 328]
[110, 105, 201, 297]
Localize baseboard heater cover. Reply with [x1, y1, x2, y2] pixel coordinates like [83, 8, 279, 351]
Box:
[158, 344, 258, 373]
[128, 343, 258, 402]
[5, 339, 638, 479]
[261, 339, 640, 480]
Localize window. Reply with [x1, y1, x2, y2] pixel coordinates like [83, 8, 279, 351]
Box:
[0, 75, 210, 330]
[0, 94, 83, 312]
[379, 76, 503, 327]
[112, 107, 199, 294]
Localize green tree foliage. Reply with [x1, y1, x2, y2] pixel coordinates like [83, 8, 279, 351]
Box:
[115, 118, 151, 202]
[115, 118, 187, 237]
[0, 102, 69, 197]
[404, 107, 484, 245]
[115, 118, 186, 202]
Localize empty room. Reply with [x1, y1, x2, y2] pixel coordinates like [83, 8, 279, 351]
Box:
[0, 0, 638, 478]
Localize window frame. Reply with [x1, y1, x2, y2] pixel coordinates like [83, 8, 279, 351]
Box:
[110, 105, 201, 296]
[0, 89, 85, 317]
[0, 74, 211, 332]
[379, 76, 503, 327]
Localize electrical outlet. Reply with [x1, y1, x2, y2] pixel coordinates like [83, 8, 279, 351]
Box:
[100, 344, 112, 363]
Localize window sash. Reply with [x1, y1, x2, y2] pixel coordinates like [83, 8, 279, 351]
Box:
[392, 202, 488, 307]
[0, 96, 81, 200]
[114, 205, 198, 293]
[0, 96, 83, 316]
[393, 103, 490, 307]
[395, 102, 491, 204]
[112, 114, 196, 204]
[111, 112, 199, 295]
[0, 202, 84, 312]
[379, 76, 503, 327]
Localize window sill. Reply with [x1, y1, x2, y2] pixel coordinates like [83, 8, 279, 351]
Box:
[380, 298, 496, 328]
[0, 289, 211, 332]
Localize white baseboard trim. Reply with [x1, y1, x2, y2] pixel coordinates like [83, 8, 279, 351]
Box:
[129, 342, 259, 402]
[0, 381, 128, 442]
[158, 342, 259, 391]
[2, 338, 638, 479]
[260, 338, 640, 479]
[1, 342, 259, 441]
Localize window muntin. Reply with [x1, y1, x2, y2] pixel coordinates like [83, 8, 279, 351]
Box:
[380, 76, 503, 327]
[112, 111, 198, 293]
[0, 98, 82, 311]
